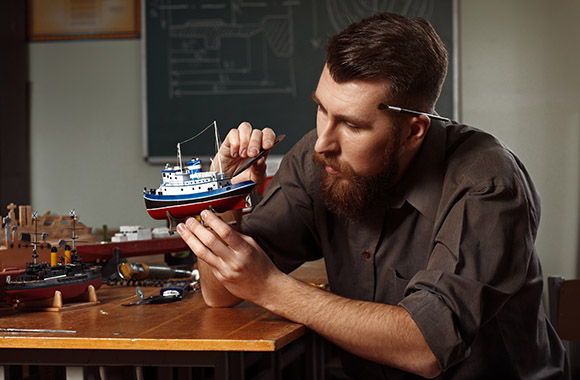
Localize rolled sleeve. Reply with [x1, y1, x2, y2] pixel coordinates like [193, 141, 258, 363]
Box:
[400, 287, 469, 370]
[398, 178, 539, 371]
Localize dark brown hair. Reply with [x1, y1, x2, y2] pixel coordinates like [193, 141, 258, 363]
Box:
[326, 12, 448, 113]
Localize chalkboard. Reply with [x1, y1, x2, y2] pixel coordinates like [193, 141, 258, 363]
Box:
[143, 0, 456, 162]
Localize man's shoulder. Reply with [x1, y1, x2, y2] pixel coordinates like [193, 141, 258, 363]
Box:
[442, 123, 527, 189]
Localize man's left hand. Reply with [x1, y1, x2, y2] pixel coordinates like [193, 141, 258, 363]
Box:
[177, 209, 281, 304]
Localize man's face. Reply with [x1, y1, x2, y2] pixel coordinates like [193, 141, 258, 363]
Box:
[312, 66, 404, 219]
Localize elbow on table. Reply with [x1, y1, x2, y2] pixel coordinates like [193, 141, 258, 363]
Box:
[415, 357, 441, 379]
[201, 289, 242, 308]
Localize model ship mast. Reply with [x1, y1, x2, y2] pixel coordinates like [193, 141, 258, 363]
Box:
[31, 212, 39, 264]
[69, 209, 78, 252]
[176, 121, 223, 174]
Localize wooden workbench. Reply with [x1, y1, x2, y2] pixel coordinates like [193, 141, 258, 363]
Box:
[0, 259, 328, 379]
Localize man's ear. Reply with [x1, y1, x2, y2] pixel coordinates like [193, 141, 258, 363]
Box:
[403, 114, 430, 150]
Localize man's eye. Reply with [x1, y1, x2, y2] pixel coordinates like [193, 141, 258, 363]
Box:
[345, 123, 362, 132]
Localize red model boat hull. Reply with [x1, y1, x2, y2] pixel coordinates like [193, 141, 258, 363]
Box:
[4, 277, 102, 304]
[145, 193, 249, 220]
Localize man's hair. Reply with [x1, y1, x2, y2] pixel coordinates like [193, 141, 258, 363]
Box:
[326, 12, 448, 112]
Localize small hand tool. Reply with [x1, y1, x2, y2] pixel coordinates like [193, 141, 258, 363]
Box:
[121, 270, 200, 306]
[122, 286, 182, 306]
[232, 134, 285, 178]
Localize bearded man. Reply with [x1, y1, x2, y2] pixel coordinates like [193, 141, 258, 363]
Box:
[177, 12, 568, 379]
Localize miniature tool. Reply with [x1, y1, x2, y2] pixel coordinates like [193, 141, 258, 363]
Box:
[232, 134, 286, 178]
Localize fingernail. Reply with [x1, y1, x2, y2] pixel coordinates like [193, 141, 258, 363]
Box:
[241, 148, 247, 158]
[185, 217, 194, 227]
[249, 147, 258, 156]
[200, 210, 208, 218]
[176, 223, 185, 233]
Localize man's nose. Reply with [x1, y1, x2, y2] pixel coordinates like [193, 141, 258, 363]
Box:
[315, 122, 340, 154]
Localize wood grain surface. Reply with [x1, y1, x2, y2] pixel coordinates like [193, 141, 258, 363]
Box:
[0, 259, 327, 353]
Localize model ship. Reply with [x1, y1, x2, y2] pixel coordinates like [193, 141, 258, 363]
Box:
[143, 121, 257, 220]
[4, 210, 102, 305]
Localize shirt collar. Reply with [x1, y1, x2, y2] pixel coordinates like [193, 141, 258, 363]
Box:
[390, 120, 447, 221]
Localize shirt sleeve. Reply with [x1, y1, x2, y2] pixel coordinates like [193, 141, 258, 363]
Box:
[399, 176, 541, 370]
[241, 130, 323, 273]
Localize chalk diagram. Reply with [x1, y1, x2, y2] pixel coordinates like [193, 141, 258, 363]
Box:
[149, 0, 300, 98]
[148, 0, 436, 99]
[324, 0, 436, 33]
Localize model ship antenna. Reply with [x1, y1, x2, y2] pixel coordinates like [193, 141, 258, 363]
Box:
[32, 212, 38, 264]
[69, 209, 78, 252]
[177, 142, 183, 171]
[213, 121, 223, 174]
[176, 121, 224, 173]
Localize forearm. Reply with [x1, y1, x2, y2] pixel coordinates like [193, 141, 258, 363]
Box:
[255, 273, 441, 378]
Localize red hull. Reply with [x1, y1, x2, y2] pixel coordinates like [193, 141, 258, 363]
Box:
[146, 194, 247, 220]
[5, 277, 102, 304]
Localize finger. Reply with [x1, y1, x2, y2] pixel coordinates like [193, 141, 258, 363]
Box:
[224, 128, 240, 159]
[262, 127, 276, 149]
[237, 122, 253, 158]
[249, 155, 267, 183]
[176, 220, 222, 268]
[188, 216, 237, 261]
[178, 217, 234, 263]
[200, 210, 249, 253]
[248, 129, 263, 157]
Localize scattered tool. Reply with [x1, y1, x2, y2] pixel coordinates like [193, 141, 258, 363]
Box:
[117, 262, 194, 281]
[0, 328, 77, 334]
[121, 270, 200, 306]
[122, 286, 181, 306]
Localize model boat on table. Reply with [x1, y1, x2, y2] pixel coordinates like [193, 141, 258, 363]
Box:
[143, 121, 257, 220]
[4, 210, 102, 306]
[4, 256, 102, 305]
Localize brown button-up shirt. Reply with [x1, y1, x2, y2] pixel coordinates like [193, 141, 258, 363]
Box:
[242, 121, 568, 379]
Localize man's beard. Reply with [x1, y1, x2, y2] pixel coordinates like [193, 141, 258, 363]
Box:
[312, 141, 401, 221]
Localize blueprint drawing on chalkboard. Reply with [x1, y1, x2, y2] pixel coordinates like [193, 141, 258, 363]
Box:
[148, 0, 298, 98]
[144, 0, 455, 161]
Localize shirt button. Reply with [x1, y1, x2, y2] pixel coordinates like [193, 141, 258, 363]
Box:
[362, 251, 371, 259]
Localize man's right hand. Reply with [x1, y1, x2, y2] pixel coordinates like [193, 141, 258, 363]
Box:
[211, 122, 276, 185]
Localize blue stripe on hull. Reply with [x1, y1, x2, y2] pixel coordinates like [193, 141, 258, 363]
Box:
[144, 181, 255, 203]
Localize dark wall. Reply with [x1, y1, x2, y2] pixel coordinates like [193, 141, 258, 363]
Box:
[0, 0, 30, 215]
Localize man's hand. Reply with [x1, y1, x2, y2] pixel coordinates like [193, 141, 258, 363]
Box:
[212, 122, 276, 185]
[177, 209, 282, 306]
